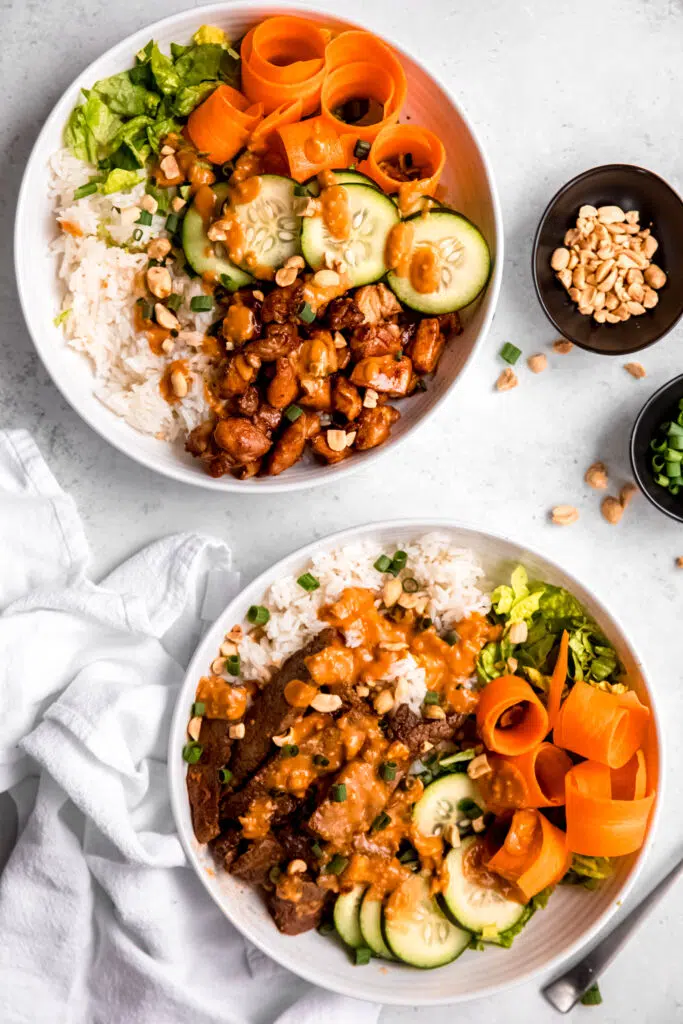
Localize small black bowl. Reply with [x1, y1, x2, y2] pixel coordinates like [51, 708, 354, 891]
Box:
[532, 164, 683, 355]
[631, 373, 683, 523]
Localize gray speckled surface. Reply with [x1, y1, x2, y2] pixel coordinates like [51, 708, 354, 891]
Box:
[2, 0, 683, 1020]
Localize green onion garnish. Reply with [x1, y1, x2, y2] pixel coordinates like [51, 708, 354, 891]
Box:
[297, 572, 320, 592]
[165, 213, 180, 234]
[247, 604, 270, 625]
[137, 298, 153, 320]
[402, 577, 419, 593]
[166, 294, 182, 311]
[424, 690, 440, 705]
[218, 767, 232, 784]
[284, 404, 303, 423]
[74, 182, 99, 200]
[388, 550, 407, 576]
[439, 748, 477, 767]
[133, 228, 143, 242]
[500, 342, 521, 365]
[225, 654, 240, 676]
[313, 754, 330, 767]
[299, 301, 315, 324]
[444, 630, 459, 646]
[190, 295, 213, 312]
[353, 139, 371, 160]
[380, 761, 397, 782]
[418, 616, 433, 631]
[311, 841, 324, 859]
[370, 812, 391, 832]
[182, 742, 203, 764]
[326, 854, 348, 875]
[331, 783, 347, 802]
[374, 554, 392, 573]
[180, 185, 192, 200]
[580, 983, 602, 1006]
[355, 946, 372, 966]
[398, 848, 418, 863]
[281, 744, 300, 758]
[192, 701, 206, 717]
[269, 865, 282, 884]
[137, 209, 153, 226]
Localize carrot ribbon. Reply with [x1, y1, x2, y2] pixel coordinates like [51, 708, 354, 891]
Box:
[365, 124, 446, 198]
[553, 680, 649, 769]
[485, 808, 570, 900]
[476, 675, 549, 756]
[187, 85, 263, 165]
[478, 743, 573, 811]
[275, 115, 356, 182]
[321, 31, 407, 143]
[565, 755, 654, 857]
[247, 99, 303, 154]
[241, 17, 329, 116]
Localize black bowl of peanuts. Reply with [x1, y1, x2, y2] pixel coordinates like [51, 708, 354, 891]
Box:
[532, 164, 683, 355]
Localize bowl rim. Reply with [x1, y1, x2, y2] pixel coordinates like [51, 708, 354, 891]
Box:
[167, 516, 663, 1006]
[531, 162, 683, 356]
[630, 371, 683, 523]
[13, 0, 504, 494]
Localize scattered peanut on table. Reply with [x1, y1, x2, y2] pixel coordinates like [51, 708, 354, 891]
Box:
[496, 367, 518, 392]
[527, 353, 548, 373]
[551, 505, 579, 525]
[624, 361, 647, 379]
[585, 461, 609, 490]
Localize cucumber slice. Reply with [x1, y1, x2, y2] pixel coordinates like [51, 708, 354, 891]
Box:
[182, 183, 252, 288]
[334, 884, 366, 948]
[305, 169, 379, 197]
[442, 837, 527, 938]
[301, 183, 399, 287]
[412, 774, 485, 841]
[387, 210, 491, 314]
[230, 174, 302, 279]
[383, 873, 470, 968]
[359, 892, 396, 960]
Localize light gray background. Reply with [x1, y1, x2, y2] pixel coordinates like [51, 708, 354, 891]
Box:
[2, 0, 683, 1020]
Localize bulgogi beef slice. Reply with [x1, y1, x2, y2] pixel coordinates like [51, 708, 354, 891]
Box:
[389, 702, 466, 756]
[231, 834, 284, 885]
[227, 627, 342, 787]
[186, 718, 234, 844]
[275, 823, 320, 872]
[210, 827, 242, 871]
[267, 876, 328, 935]
[261, 281, 305, 324]
[325, 295, 365, 331]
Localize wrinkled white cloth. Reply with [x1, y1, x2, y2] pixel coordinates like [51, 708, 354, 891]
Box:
[0, 430, 380, 1024]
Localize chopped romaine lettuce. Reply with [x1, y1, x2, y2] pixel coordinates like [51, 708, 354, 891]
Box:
[193, 25, 229, 47]
[99, 168, 143, 195]
[53, 309, 71, 327]
[146, 117, 180, 152]
[150, 43, 181, 95]
[172, 82, 217, 116]
[93, 71, 160, 117]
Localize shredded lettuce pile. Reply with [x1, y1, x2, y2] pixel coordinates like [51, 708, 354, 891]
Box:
[477, 566, 622, 692]
[64, 26, 240, 194]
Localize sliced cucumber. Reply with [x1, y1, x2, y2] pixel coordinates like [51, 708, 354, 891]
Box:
[334, 884, 366, 948]
[359, 892, 395, 960]
[301, 183, 399, 287]
[387, 210, 491, 314]
[383, 873, 470, 968]
[412, 774, 485, 841]
[182, 183, 252, 288]
[305, 169, 379, 197]
[442, 837, 527, 938]
[230, 174, 302, 278]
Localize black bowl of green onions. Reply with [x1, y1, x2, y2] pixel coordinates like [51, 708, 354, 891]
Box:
[631, 373, 683, 521]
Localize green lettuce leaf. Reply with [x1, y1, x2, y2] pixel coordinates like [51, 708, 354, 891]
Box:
[53, 309, 71, 327]
[476, 637, 513, 683]
[100, 168, 144, 195]
[172, 82, 217, 116]
[174, 43, 225, 85]
[110, 114, 154, 166]
[146, 116, 181, 152]
[511, 565, 528, 598]
[83, 92, 123, 151]
[538, 586, 586, 632]
[150, 43, 181, 95]
[486, 904, 535, 948]
[562, 854, 613, 890]
[64, 105, 97, 163]
[93, 71, 160, 117]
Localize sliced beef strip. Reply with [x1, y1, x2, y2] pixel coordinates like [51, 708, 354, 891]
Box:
[209, 827, 242, 871]
[274, 823, 321, 873]
[230, 834, 284, 885]
[227, 627, 342, 788]
[186, 718, 234, 844]
[266, 876, 328, 935]
[389, 703, 466, 756]
[221, 784, 298, 824]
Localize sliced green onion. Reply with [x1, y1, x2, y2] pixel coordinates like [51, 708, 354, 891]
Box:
[353, 139, 371, 160]
[439, 747, 477, 767]
[670, 484, 681, 496]
[220, 161, 234, 177]
[269, 865, 282, 884]
[654, 472, 669, 487]
[331, 783, 347, 802]
[74, 181, 98, 200]
[133, 228, 143, 242]
[137, 298, 153, 321]
[652, 455, 666, 472]
[418, 616, 433, 631]
[284, 404, 303, 422]
[280, 744, 299, 758]
[297, 572, 320, 592]
[326, 854, 348, 875]
[666, 462, 681, 478]
[299, 301, 315, 324]
[180, 185, 192, 200]
[165, 212, 180, 234]
[247, 605, 270, 625]
[192, 701, 206, 717]
[355, 946, 372, 966]
[190, 295, 213, 312]
[500, 342, 521, 365]
[388, 550, 407, 576]
[137, 209, 153, 226]
[313, 754, 330, 767]
[668, 421, 683, 437]
[402, 577, 419, 593]
[370, 812, 391, 832]
[669, 434, 683, 451]
[374, 554, 392, 573]
[225, 654, 241, 676]
[311, 841, 324, 859]
[580, 983, 602, 1006]
[380, 761, 397, 782]
[218, 767, 233, 784]
[166, 293, 182, 311]
[444, 630, 459, 646]
[182, 742, 203, 764]
[666, 449, 683, 462]
[397, 847, 418, 864]
[423, 690, 440, 705]
[650, 437, 667, 452]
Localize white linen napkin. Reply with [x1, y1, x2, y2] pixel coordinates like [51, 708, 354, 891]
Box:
[0, 430, 380, 1024]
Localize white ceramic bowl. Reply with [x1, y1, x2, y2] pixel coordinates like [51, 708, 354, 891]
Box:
[168, 519, 661, 1006]
[15, 3, 503, 493]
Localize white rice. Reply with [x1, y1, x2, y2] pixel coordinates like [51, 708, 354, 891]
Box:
[238, 533, 491, 713]
[49, 148, 214, 440]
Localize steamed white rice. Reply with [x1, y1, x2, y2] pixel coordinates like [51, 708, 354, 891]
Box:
[238, 534, 491, 713]
[49, 148, 213, 440]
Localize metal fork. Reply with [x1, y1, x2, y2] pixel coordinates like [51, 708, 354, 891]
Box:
[543, 852, 683, 1013]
